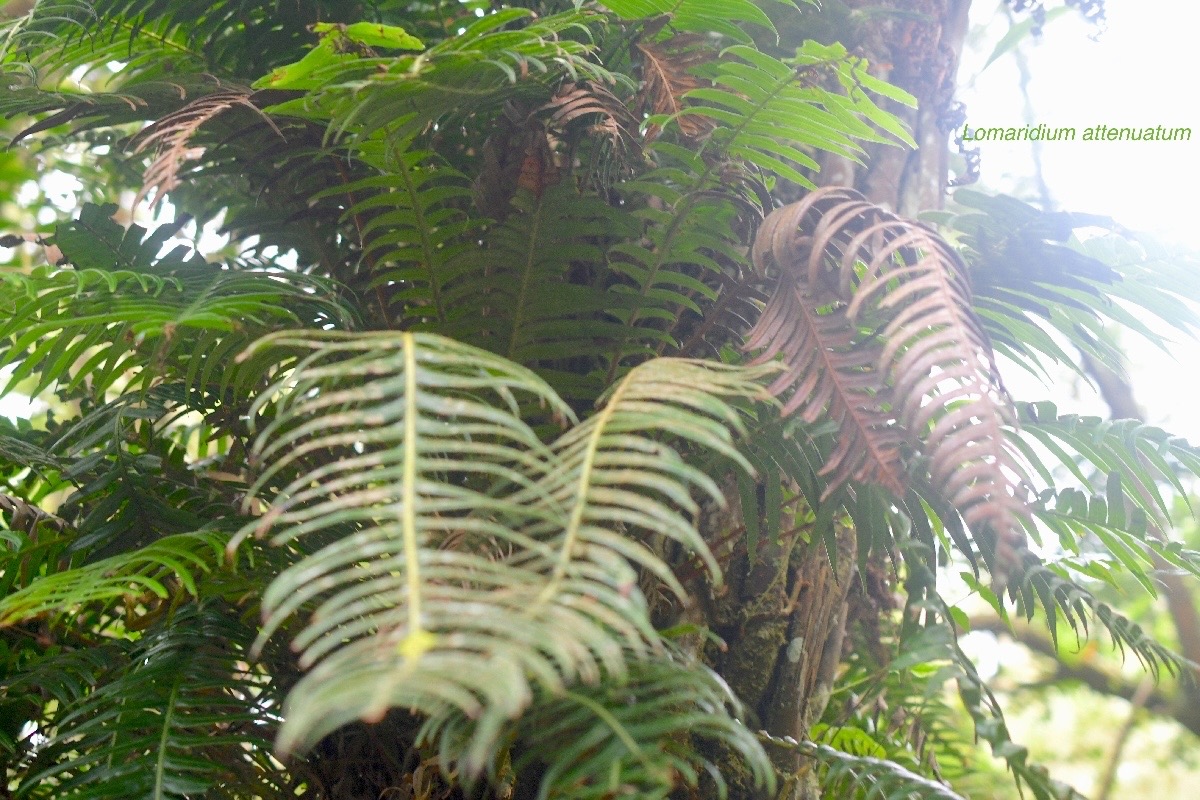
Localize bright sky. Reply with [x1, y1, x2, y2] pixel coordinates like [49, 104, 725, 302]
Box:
[958, 0, 1200, 444]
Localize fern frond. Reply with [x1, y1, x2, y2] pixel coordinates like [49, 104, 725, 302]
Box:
[1013, 559, 1186, 676]
[744, 242, 906, 498]
[258, 9, 615, 146]
[0, 530, 228, 626]
[764, 736, 968, 800]
[314, 144, 479, 326]
[1030, 485, 1200, 597]
[610, 163, 750, 367]
[233, 331, 771, 774]
[634, 34, 716, 141]
[130, 88, 280, 208]
[0, 203, 353, 396]
[434, 659, 774, 800]
[444, 183, 642, 393]
[0, 492, 66, 537]
[13, 605, 289, 799]
[901, 558, 1086, 800]
[601, 0, 778, 42]
[748, 187, 1030, 578]
[672, 41, 915, 188]
[940, 190, 1200, 381]
[0, 0, 344, 87]
[1015, 401, 1200, 520]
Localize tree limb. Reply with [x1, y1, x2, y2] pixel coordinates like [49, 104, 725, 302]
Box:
[968, 616, 1200, 738]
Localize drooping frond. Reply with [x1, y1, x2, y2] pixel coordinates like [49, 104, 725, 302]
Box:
[130, 88, 280, 208]
[0, 530, 228, 627]
[0, 493, 66, 537]
[539, 79, 643, 177]
[11, 605, 290, 800]
[1013, 559, 1188, 677]
[451, 660, 773, 800]
[743, 237, 906, 498]
[233, 330, 772, 776]
[0, 203, 353, 397]
[899, 558, 1086, 800]
[634, 34, 716, 141]
[1015, 402, 1200, 518]
[747, 186, 1031, 577]
[939, 189, 1200, 380]
[763, 736, 968, 800]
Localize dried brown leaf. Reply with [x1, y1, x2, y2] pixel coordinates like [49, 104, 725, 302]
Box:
[130, 89, 281, 209]
[744, 206, 902, 496]
[747, 187, 1031, 579]
[540, 81, 641, 158]
[634, 35, 715, 141]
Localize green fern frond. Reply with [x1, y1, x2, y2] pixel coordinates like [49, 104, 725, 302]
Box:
[900, 559, 1085, 800]
[1030, 484, 1200, 597]
[0, 530, 228, 626]
[672, 40, 915, 186]
[258, 9, 615, 145]
[601, 0, 778, 42]
[433, 659, 774, 800]
[233, 331, 771, 774]
[443, 183, 644, 393]
[231, 330, 591, 769]
[0, 203, 353, 396]
[12, 605, 288, 799]
[1013, 560, 1185, 676]
[314, 143, 480, 326]
[765, 736, 968, 800]
[0, 0, 346, 87]
[1014, 401, 1200, 520]
[940, 190, 1200, 381]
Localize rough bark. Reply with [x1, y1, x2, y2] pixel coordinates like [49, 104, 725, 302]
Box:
[699, 5, 978, 797]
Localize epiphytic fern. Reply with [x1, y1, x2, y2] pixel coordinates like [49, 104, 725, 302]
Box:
[233, 330, 773, 783]
[10, 606, 290, 799]
[747, 187, 1030, 579]
[0, 203, 352, 397]
[936, 189, 1200, 381]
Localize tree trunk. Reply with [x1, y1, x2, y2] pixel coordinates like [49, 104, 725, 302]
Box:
[701, 3, 976, 796]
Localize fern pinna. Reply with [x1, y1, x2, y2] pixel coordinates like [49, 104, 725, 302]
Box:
[0, 1, 1198, 799]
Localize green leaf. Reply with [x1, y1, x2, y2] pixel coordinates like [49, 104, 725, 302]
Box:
[982, 7, 1071, 71]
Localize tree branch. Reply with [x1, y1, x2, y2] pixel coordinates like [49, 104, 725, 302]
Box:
[968, 616, 1200, 738]
[1082, 353, 1200, 679]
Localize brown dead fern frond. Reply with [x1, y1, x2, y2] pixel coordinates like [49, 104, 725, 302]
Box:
[634, 34, 715, 141]
[747, 187, 1031, 580]
[541, 81, 641, 159]
[746, 210, 906, 498]
[131, 89, 282, 209]
[0, 493, 66, 535]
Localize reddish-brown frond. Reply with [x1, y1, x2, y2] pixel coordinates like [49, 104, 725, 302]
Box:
[633, 35, 715, 141]
[746, 203, 906, 499]
[747, 187, 1031, 577]
[131, 89, 280, 209]
[540, 81, 641, 162]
